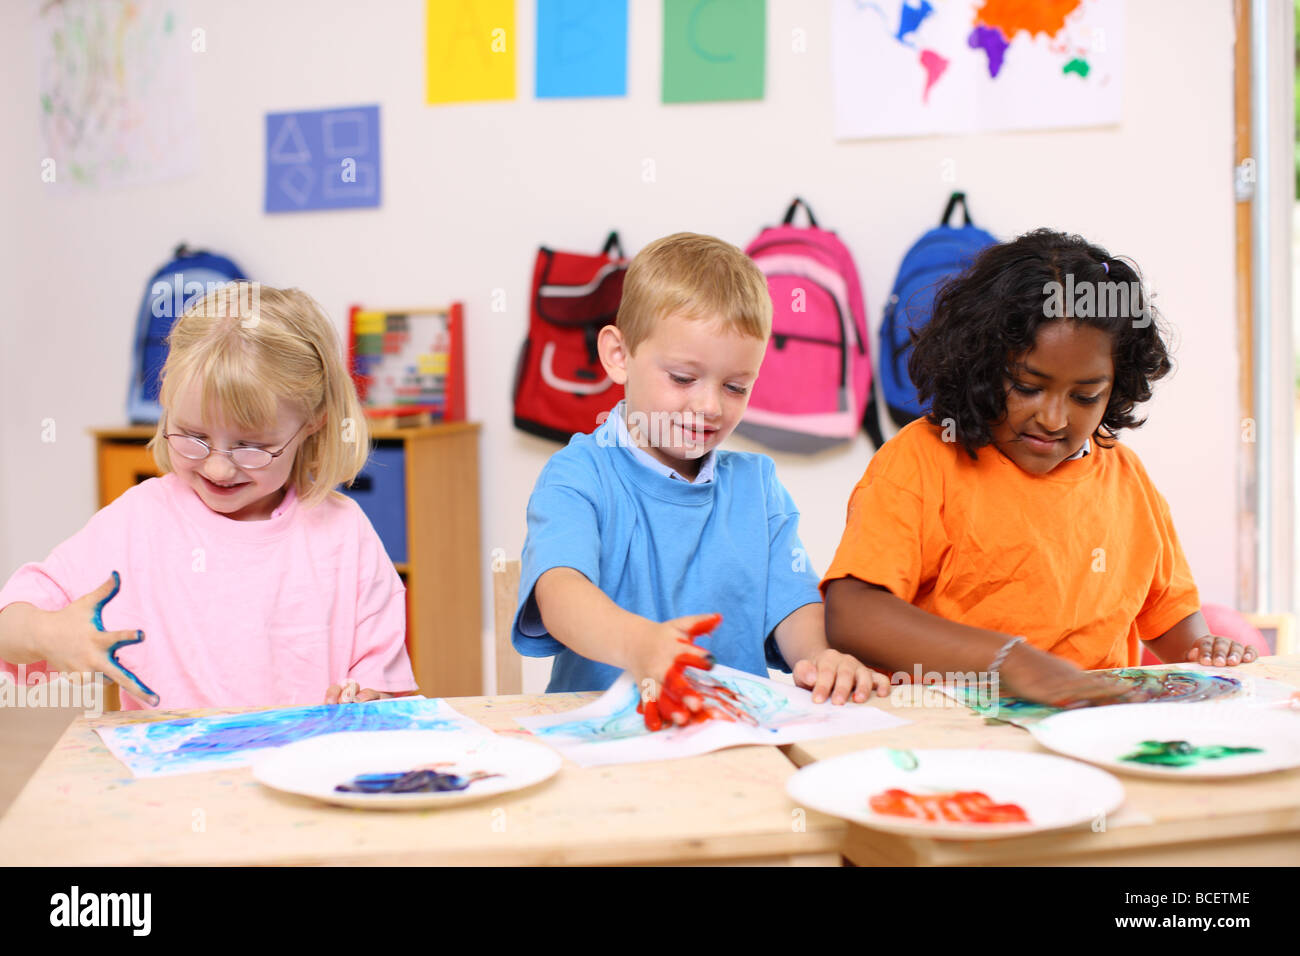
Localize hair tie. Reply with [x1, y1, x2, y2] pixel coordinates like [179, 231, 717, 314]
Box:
[1102, 261, 1110, 274]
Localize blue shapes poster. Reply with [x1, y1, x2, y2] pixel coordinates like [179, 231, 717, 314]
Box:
[264, 104, 381, 213]
[535, 0, 628, 98]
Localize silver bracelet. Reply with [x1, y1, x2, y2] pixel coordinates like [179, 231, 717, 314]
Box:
[988, 635, 1026, 678]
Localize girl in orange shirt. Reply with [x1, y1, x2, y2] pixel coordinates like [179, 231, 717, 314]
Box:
[823, 229, 1256, 706]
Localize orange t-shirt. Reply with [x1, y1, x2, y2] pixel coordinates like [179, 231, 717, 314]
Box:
[821, 420, 1200, 669]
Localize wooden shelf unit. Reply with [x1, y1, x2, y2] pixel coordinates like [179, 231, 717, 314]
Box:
[90, 423, 483, 706]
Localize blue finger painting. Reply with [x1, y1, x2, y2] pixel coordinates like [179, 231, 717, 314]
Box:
[97, 697, 484, 777]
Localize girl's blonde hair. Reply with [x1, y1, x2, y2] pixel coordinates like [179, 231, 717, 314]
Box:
[147, 283, 370, 507]
[616, 233, 772, 353]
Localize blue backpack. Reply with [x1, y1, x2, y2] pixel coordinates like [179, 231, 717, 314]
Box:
[877, 193, 995, 428]
[128, 245, 247, 423]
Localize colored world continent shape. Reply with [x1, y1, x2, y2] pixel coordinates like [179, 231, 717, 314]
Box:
[974, 0, 1084, 38]
[965, 0, 1084, 80]
[919, 49, 950, 101]
[967, 25, 1010, 78]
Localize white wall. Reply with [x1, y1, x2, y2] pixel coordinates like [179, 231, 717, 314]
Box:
[1259, 0, 1297, 615]
[0, 0, 1241, 694]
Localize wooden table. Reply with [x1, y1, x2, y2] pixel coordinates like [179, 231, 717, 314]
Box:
[0, 692, 844, 867]
[784, 655, 1300, 866]
[4, 659, 1296, 866]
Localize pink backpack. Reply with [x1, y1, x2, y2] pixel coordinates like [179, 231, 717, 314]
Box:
[739, 198, 878, 452]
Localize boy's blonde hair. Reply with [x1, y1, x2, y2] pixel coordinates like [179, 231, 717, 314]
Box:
[148, 283, 370, 507]
[616, 233, 772, 353]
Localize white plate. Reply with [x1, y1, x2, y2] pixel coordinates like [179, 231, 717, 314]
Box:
[1030, 701, 1300, 780]
[785, 748, 1124, 840]
[251, 730, 562, 809]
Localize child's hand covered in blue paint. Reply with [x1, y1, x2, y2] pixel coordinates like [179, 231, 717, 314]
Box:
[323, 680, 393, 705]
[791, 649, 891, 705]
[38, 572, 159, 706]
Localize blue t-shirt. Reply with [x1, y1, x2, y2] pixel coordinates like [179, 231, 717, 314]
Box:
[513, 412, 823, 692]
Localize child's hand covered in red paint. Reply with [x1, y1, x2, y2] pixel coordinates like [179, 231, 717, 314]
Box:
[631, 613, 725, 731]
[792, 649, 891, 705]
[324, 681, 391, 705]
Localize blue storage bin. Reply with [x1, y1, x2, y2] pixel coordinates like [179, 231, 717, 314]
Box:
[342, 443, 408, 563]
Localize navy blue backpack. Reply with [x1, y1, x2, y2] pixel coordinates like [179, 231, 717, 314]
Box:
[128, 245, 247, 423]
[877, 193, 995, 429]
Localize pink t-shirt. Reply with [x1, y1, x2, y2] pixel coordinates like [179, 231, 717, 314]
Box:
[0, 473, 417, 710]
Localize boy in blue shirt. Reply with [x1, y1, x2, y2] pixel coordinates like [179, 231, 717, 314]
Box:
[512, 232, 887, 717]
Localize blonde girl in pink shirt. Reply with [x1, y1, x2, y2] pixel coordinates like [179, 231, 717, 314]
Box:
[0, 284, 418, 709]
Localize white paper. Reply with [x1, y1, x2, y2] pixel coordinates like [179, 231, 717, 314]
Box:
[517, 665, 910, 767]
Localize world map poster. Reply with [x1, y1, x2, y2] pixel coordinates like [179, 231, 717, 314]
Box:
[832, 0, 1124, 139]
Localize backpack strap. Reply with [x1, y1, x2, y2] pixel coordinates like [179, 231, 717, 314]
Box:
[863, 389, 886, 451]
[601, 231, 625, 258]
[782, 197, 819, 228]
[940, 192, 972, 227]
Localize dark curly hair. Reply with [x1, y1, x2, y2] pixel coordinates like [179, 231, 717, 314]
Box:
[907, 228, 1173, 459]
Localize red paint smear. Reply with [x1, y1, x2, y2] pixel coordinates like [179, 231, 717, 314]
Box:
[869, 788, 1030, 824]
[638, 614, 757, 731]
[919, 50, 949, 103]
[975, 0, 1083, 39]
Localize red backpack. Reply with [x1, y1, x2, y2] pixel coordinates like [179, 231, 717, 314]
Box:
[513, 232, 627, 442]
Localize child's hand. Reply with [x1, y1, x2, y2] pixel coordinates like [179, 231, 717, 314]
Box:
[792, 649, 891, 705]
[1185, 636, 1259, 667]
[324, 680, 390, 704]
[998, 641, 1135, 709]
[40, 573, 159, 706]
[630, 613, 722, 729]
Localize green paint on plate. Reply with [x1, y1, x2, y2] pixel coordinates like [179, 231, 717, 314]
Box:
[1120, 739, 1263, 768]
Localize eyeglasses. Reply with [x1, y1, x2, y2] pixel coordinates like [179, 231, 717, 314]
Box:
[162, 421, 306, 470]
